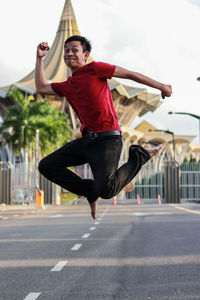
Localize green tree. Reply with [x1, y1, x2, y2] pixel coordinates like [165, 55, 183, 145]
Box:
[190, 154, 197, 163]
[0, 86, 73, 158]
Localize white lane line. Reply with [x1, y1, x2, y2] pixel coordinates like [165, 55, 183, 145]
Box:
[81, 233, 90, 239]
[98, 218, 102, 221]
[89, 227, 96, 231]
[94, 222, 100, 225]
[13, 214, 19, 217]
[24, 292, 41, 300]
[104, 207, 109, 214]
[0, 217, 8, 220]
[49, 214, 63, 218]
[51, 261, 68, 272]
[133, 212, 147, 216]
[100, 207, 109, 218]
[71, 244, 82, 251]
[132, 212, 170, 216]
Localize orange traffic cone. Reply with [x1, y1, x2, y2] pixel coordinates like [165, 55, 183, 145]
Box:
[112, 196, 117, 205]
[136, 194, 140, 205]
[157, 194, 161, 205]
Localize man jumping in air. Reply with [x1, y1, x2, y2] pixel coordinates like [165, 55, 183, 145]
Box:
[36, 35, 172, 219]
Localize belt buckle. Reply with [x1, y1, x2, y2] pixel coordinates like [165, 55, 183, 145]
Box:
[88, 131, 97, 140]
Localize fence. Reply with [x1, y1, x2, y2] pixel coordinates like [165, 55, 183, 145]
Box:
[126, 161, 200, 203]
[39, 174, 56, 204]
[0, 162, 12, 204]
[164, 160, 180, 203]
[11, 162, 56, 204]
[12, 162, 36, 204]
[126, 159, 164, 204]
[180, 162, 200, 202]
[0, 160, 199, 205]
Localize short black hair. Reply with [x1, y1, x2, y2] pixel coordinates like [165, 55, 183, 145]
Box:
[64, 35, 92, 53]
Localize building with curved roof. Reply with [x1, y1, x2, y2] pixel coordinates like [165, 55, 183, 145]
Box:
[0, 0, 199, 163]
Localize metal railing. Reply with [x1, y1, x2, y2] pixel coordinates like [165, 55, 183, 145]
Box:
[164, 160, 180, 203]
[11, 161, 56, 204]
[0, 162, 12, 204]
[12, 162, 36, 204]
[0, 160, 199, 205]
[126, 159, 164, 204]
[180, 162, 200, 202]
[39, 174, 56, 204]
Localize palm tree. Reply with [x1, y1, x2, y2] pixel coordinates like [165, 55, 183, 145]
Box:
[0, 87, 73, 204]
[0, 86, 73, 159]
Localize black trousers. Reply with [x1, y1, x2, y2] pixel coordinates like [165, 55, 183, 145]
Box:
[38, 135, 150, 203]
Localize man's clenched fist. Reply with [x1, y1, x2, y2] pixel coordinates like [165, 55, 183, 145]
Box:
[37, 42, 50, 58]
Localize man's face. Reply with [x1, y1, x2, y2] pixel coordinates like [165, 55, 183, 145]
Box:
[63, 41, 89, 72]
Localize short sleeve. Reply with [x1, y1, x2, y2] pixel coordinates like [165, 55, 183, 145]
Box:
[51, 82, 64, 97]
[93, 61, 116, 79]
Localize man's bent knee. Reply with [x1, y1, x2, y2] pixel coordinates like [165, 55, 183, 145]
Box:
[38, 158, 48, 176]
[96, 182, 114, 199]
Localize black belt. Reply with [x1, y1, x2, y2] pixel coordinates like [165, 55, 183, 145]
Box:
[84, 130, 122, 140]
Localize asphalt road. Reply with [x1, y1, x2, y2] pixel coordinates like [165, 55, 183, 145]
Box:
[1, 202, 200, 300]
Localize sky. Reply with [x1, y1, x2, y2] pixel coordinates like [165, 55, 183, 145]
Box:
[0, 0, 200, 144]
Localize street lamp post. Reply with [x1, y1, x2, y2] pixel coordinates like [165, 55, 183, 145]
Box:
[168, 111, 200, 160]
[148, 129, 175, 161]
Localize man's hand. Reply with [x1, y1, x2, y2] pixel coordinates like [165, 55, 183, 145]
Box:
[114, 66, 173, 100]
[35, 42, 56, 95]
[37, 42, 50, 58]
[161, 84, 172, 99]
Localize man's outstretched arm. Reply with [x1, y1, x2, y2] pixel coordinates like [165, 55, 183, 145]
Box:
[35, 42, 56, 95]
[113, 66, 172, 99]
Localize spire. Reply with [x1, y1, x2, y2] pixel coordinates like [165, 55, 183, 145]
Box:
[60, 0, 76, 21]
[18, 0, 81, 89]
[57, 0, 80, 36]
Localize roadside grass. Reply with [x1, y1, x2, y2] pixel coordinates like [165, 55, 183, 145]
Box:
[60, 193, 78, 204]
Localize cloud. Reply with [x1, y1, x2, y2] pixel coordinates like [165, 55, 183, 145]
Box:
[188, 0, 200, 8]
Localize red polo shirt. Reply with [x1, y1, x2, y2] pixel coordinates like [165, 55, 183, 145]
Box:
[51, 61, 121, 133]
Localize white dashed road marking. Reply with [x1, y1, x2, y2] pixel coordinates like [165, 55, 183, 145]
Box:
[89, 227, 96, 231]
[49, 214, 63, 218]
[94, 221, 100, 225]
[0, 216, 8, 220]
[81, 233, 90, 239]
[100, 207, 109, 218]
[71, 244, 82, 251]
[98, 218, 102, 221]
[103, 207, 109, 214]
[133, 212, 147, 216]
[51, 261, 68, 272]
[24, 292, 41, 300]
